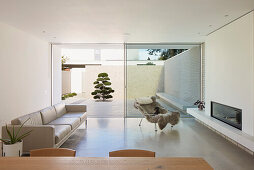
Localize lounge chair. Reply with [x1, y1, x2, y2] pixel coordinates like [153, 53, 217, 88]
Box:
[134, 96, 180, 131]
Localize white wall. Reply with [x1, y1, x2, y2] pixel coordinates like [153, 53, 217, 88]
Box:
[53, 46, 62, 104]
[62, 71, 71, 94]
[71, 68, 83, 93]
[83, 65, 124, 99]
[205, 12, 254, 136]
[0, 22, 51, 136]
[127, 65, 163, 99]
[164, 46, 201, 104]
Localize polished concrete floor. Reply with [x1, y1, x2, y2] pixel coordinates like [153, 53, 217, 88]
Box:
[76, 99, 190, 118]
[61, 118, 254, 170]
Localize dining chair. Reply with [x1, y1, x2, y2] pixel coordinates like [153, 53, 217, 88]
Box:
[109, 149, 155, 157]
[30, 148, 76, 157]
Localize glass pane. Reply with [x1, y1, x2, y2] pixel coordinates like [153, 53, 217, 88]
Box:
[53, 44, 125, 118]
[126, 44, 200, 118]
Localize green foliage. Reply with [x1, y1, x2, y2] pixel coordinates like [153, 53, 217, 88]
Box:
[98, 73, 108, 77]
[68, 93, 74, 97]
[103, 82, 111, 86]
[146, 62, 155, 65]
[0, 119, 32, 145]
[147, 49, 187, 60]
[61, 56, 69, 64]
[97, 78, 104, 81]
[62, 92, 77, 100]
[91, 92, 97, 95]
[91, 73, 114, 101]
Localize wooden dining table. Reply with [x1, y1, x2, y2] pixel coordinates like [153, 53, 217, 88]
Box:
[0, 157, 213, 170]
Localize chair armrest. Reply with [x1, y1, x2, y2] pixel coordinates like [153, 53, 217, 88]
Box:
[2, 125, 55, 153]
[65, 104, 87, 112]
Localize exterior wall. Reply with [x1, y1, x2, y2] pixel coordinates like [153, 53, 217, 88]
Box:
[62, 71, 71, 94]
[83, 65, 124, 99]
[81, 65, 163, 100]
[201, 43, 206, 101]
[164, 46, 201, 104]
[127, 65, 163, 99]
[205, 12, 254, 136]
[71, 68, 83, 93]
[0, 22, 51, 137]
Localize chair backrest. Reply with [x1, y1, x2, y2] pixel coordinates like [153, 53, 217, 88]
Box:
[109, 149, 155, 157]
[30, 148, 76, 157]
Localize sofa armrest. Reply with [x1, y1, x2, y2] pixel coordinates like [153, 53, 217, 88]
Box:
[2, 125, 55, 153]
[65, 104, 87, 112]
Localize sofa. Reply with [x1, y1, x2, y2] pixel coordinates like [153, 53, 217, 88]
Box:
[2, 103, 87, 154]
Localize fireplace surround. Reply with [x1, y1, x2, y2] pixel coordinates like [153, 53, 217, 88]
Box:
[211, 102, 242, 130]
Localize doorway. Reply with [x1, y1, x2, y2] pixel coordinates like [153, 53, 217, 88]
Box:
[52, 43, 125, 118]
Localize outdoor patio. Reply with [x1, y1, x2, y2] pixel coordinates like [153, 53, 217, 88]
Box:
[64, 96, 191, 118]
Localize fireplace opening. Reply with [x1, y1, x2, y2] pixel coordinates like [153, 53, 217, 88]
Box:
[211, 102, 242, 130]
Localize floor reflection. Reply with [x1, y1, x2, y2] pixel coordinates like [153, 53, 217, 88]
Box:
[61, 118, 254, 170]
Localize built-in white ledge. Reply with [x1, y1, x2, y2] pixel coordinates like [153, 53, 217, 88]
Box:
[187, 108, 254, 154]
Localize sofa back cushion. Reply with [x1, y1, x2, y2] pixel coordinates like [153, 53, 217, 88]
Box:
[54, 103, 67, 117]
[11, 111, 43, 125]
[40, 106, 57, 124]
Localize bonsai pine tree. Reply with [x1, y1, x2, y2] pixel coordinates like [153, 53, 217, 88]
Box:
[91, 73, 114, 101]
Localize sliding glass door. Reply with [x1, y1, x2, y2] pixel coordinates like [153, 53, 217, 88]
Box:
[125, 44, 199, 118]
[52, 43, 125, 118]
[52, 43, 201, 118]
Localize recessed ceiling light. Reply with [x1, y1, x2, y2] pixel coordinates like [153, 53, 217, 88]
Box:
[209, 25, 212, 27]
[42, 31, 46, 33]
[52, 37, 56, 39]
[123, 33, 130, 36]
[198, 32, 201, 35]
[224, 14, 229, 17]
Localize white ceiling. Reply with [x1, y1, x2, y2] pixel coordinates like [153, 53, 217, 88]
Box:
[0, 0, 254, 43]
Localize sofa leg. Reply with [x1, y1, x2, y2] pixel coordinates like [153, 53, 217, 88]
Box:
[85, 119, 88, 129]
[155, 123, 157, 131]
[139, 118, 143, 126]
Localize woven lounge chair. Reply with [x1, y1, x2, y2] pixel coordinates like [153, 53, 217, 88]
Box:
[134, 96, 180, 131]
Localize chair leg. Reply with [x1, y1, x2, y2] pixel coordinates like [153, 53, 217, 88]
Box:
[139, 118, 143, 126]
[155, 123, 157, 131]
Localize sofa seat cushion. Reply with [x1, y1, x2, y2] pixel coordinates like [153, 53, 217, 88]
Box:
[54, 103, 67, 118]
[54, 125, 71, 144]
[61, 112, 87, 121]
[49, 118, 80, 129]
[40, 106, 57, 124]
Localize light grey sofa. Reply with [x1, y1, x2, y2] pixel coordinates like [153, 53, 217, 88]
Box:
[2, 103, 87, 154]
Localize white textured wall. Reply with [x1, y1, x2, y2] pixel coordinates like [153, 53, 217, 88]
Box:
[0, 22, 51, 137]
[201, 43, 206, 101]
[205, 12, 254, 136]
[71, 68, 83, 93]
[127, 66, 163, 99]
[53, 46, 62, 104]
[62, 71, 71, 94]
[81, 65, 163, 100]
[83, 66, 124, 99]
[164, 46, 201, 104]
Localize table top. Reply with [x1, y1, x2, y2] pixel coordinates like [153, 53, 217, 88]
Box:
[0, 157, 213, 170]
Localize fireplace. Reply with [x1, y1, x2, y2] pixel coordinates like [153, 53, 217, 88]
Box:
[211, 102, 242, 130]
